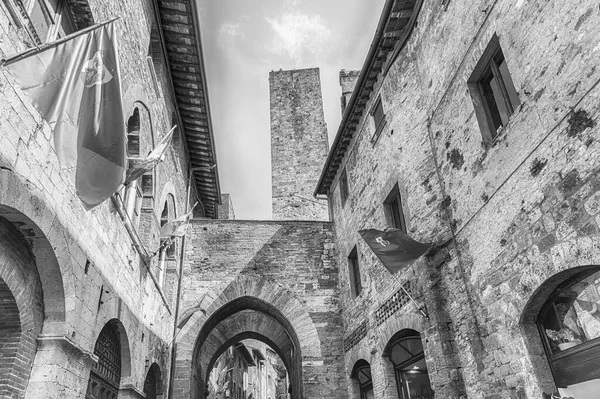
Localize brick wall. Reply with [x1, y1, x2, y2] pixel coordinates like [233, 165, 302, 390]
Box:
[0, 0, 192, 396]
[326, 0, 600, 398]
[0, 217, 43, 398]
[270, 68, 330, 221]
[173, 220, 346, 399]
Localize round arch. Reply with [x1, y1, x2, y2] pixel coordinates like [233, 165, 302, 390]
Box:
[0, 171, 68, 330]
[90, 317, 133, 382]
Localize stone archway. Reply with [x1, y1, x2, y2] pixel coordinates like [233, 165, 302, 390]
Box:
[191, 296, 303, 399]
[173, 274, 325, 399]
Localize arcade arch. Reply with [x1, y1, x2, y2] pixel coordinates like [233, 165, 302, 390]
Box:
[191, 297, 303, 399]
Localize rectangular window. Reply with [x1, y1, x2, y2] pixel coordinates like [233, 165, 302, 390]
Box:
[348, 246, 362, 297]
[370, 96, 386, 143]
[384, 184, 406, 232]
[339, 168, 349, 206]
[468, 34, 520, 144]
[27, 0, 75, 42]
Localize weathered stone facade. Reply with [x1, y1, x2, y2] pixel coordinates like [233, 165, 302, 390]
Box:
[270, 68, 330, 221]
[316, 0, 600, 398]
[173, 220, 345, 399]
[4, 0, 600, 397]
[0, 0, 216, 397]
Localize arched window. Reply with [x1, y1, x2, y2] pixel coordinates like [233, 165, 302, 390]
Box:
[351, 360, 374, 399]
[124, 107, 143, 228]
[143, 363, 162, 399]
[86, 322, 122, 399]
[537, 268, 600, 398]
[385, 330, 433, 399]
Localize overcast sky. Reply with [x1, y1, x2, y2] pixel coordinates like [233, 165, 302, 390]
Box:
[198, 0, 386, 219]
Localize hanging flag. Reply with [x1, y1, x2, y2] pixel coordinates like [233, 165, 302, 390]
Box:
[358, 228, 432, 274]
[159, 203, 197, 239]
[125, 126, 176, 184]
[2, 19, 125, 209]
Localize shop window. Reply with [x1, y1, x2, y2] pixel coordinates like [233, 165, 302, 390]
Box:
[340, 168, 349, 206]
[385, 330, 434, 399]
[468, 34, 520, 144]
[538, 269, 600, 398]
[351, 360, 374, 399]
[86, 322, 121, 399]
[370, 96, 386, 143]
[384, 183, 406, 232]
[348, 246, 362, 298]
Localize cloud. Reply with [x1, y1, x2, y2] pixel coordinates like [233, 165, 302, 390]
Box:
[219, 21, 244, 39]
[265, 13, 331, 63]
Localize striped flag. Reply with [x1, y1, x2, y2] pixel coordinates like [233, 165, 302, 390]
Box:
[3, 21, 125, 209]
[125, 126, 176, 185]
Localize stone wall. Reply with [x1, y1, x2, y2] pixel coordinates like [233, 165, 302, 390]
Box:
[173, 219, 346, 399]
[0, 0, 192, 396]
[326, 0, 600, 398]
[339, 69, 360, 115]
[270, 68, 330, 221]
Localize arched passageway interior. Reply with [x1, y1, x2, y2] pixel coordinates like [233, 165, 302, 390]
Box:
[192, 296, 303, 399]
[206, 339, 289, 399]
[522, 266, 600, 399]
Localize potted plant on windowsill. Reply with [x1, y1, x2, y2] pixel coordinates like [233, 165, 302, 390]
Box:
[545, 328, 581, 351]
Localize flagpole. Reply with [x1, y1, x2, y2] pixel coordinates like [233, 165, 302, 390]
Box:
[0, 16, 120, 67]
[390, 272, 429, 320]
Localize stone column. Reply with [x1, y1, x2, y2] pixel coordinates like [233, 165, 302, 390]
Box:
[25, 334, 97, 398]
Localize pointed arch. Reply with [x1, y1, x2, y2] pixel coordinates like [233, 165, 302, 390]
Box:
[174, 274, 323, 399]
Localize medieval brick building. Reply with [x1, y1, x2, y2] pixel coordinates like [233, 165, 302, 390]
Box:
[2, 0, 600, 398]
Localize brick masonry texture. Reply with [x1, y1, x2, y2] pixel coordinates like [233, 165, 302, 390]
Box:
[270, 68, 330, 221]
[0, 0, 193, 396]
[174, 220, 346, 399]
[326, 0, 600, 398]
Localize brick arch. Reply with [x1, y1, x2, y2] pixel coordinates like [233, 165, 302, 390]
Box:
[375, 313, 426, 355]
[179, 274, 322, 359]
[199, 310, 295, 380]
[0, 218, 44, 398]
[189, 297, 303, 399]
[0, 171, 68, 329]
[175, 275, 322, 399]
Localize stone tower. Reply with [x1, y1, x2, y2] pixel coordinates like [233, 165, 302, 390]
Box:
[269, 68, 329, 220]
[339, 69, 360, 115]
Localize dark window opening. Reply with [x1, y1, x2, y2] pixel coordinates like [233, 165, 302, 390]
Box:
[127, 108, 141, 157]
[348, 246, 361, 297]
[384, 184, 406, 232]
[340, 168, 349, 206]
[86, 322, 121, 399]
[351, 360, 374, 399]
[468, 34, 520, 143]
[370, 97, 386, 143]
